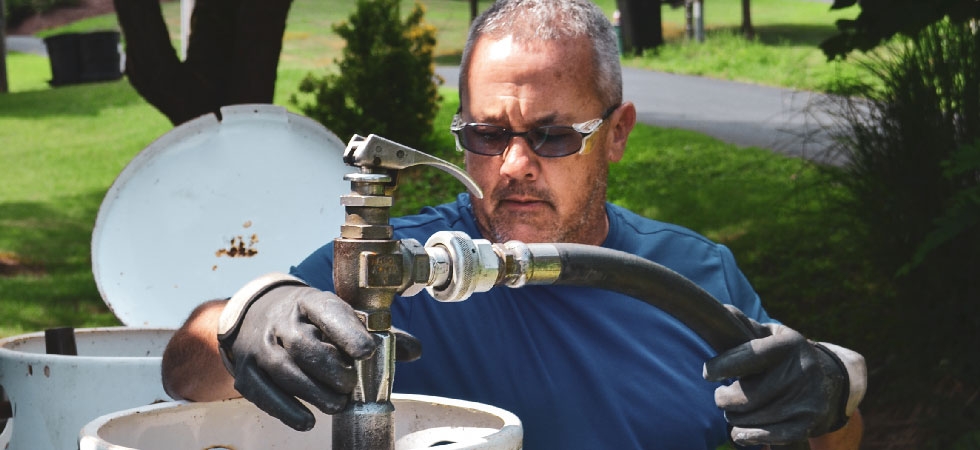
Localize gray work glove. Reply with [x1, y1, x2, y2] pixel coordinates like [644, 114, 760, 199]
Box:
[218, 284, 421, 431]
[703, 305, 850, 446]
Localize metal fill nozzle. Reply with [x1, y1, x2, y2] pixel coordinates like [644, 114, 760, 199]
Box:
[344, 134, 483, 199]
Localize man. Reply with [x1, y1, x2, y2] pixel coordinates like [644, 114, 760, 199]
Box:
[162, 1, 866, 449]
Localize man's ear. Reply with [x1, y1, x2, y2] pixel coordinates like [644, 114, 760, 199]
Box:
[606, 102, 636, 163]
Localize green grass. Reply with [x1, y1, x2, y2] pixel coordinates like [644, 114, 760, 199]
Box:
[660, 0, 852, 27]
[0, 54, 172, 336]
[626, 29, 880, 92]
[608, 123, 869, 344]
[627, 0, 881, 92]
[2, 51, 52, 92]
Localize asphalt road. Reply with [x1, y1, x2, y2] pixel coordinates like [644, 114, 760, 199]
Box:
[6, 36, 840, 162]
[5, 36, 47, 55]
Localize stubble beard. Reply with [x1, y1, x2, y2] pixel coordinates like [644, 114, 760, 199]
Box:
[475, 165, 609, 244]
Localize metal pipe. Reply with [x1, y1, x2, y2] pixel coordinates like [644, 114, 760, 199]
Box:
[332, 332, 395, 450]
[332, 173, 398, 450]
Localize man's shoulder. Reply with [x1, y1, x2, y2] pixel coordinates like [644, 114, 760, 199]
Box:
[605, 203, 769, 319]
[606, 203, 717, 251]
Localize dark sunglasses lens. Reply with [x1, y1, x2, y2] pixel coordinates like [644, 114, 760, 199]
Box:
[530, 127, 582, 157]
[461, 125, 509, 155]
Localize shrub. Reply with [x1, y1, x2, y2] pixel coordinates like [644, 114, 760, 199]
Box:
[827, 20, 980, 448]
[292, 0, 442, 151]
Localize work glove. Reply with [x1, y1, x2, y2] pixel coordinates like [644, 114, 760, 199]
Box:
[217, 277, 421, 432]
[703, 305, 862, 446]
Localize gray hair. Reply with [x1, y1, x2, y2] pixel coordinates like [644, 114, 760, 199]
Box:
[458, 0, 622, 111]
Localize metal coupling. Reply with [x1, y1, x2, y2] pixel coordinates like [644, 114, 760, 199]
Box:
[397, 239, 431, 297]
[424, 244, 452, 290]
[420, 232, 564, 302]
[423, 231, 500, 302]
[497, 241, 562, 287]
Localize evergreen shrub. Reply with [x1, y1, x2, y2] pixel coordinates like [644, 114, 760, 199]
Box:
[292, 0, 442, 152]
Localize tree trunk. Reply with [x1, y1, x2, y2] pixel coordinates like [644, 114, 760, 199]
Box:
[685, 0, 693, 40]
[1, 0, 8, 93]
[469, 0, 478, 23]
[615, 0, 663, 55]
[741, 0, 754, 39]
[114, 0, 293, 125]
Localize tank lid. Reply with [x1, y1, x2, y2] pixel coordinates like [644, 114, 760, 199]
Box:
[91, 105, 352, 327]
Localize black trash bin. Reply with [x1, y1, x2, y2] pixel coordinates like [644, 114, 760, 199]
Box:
[79, 31, 122, 83]
[44, 33, 83, 86]
[43, 31, 122, 86]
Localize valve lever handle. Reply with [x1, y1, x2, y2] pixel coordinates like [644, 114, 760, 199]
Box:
[344, 134, 483, 199]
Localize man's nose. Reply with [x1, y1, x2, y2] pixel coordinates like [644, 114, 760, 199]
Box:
[499, 136, 539, 180]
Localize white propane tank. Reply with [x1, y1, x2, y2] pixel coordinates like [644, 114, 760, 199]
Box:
[0, 328, 173, 450]
[79, 395, 523, 450]
[0, 104, 353, 450]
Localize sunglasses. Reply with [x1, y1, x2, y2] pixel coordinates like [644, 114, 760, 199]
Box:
[450, 104, 620, 158]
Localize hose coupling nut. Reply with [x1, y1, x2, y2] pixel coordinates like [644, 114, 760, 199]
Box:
[423, 231, 500, 302]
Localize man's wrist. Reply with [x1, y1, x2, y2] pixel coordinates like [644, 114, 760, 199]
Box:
[216, 272, 307, 373]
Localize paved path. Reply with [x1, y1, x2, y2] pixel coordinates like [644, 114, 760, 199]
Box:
[5, 35, 48, 55]
[436, 66, 840, 163]
[7, 35, 839, 162]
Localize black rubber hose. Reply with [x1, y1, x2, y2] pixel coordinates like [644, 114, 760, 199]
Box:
[551, 243, 755, 354]
[552, 244, 807, 449]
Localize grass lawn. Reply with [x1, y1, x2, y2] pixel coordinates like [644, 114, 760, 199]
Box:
[0, 53, 172, 335]
[626, 0, 881, 93]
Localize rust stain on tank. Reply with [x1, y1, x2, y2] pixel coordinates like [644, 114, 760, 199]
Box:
[43, 365, 50, 377]
[243, 220, 252, 228]
[216, 235, 259, 258]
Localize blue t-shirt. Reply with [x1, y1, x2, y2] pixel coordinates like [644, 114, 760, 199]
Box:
[292, 194, 772, 450]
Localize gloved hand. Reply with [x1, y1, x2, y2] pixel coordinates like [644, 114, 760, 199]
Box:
[219, 284, 421, 431]
[703, 305, 850, 446]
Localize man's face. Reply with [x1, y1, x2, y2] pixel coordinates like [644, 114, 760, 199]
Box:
[462, 35, 631, 245]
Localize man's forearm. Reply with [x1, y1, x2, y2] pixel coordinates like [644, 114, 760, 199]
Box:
[161, 299, 239, 401]
[808, 409, 863, 450]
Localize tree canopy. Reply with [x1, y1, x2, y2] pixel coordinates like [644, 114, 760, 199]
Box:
[821, 0, 980, 59]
